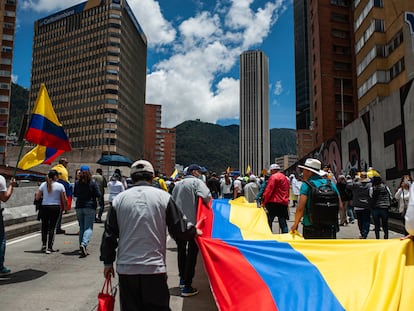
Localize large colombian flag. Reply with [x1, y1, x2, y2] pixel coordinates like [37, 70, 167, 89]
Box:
[196, 198, 414, 311]
[18, 84, 71, 170]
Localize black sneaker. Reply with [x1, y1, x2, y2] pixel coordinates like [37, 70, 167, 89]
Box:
[0, 266, 11, 274]
[181, 286, 199, 297]
[46, 248, 59, 254]
[79, 245, 88, 258]
[56, 229, 66, 235]
[41, 245, 47, 253]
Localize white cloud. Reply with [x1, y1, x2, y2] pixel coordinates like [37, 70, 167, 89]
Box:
[128, 0, 176, 47]
[11, 74, 18, 84]
[21, 0, 83, 12]
[20, 0, 290, 128]
[274, 80, 283, 96]
[146, 0, 289, 128]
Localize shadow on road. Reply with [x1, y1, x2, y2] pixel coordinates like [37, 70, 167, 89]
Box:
[0, 269, 47, 285]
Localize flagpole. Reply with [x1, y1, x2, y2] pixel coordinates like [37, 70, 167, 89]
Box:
[13, 105, 30, 177]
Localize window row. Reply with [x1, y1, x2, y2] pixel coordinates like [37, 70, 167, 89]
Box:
[355, 0, 383, 31]
[355, 19, 384, 54]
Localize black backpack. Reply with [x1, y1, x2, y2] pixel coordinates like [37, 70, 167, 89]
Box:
[304, 180, 339, 226]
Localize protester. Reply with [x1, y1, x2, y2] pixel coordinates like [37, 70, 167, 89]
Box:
[172, 164, 212, 297]
[52, 157, 71, 234]
[256, 174, 269, 206]
[323, 164, 337, 184]
[369, 176, 390, 239]
[290, 158, 342, 239]
[243, 175, 260, 203]
[92, 168, 107, 223]
[220, 172, 233, 199]
[0, 175, 16, 273]
[262, 164, 290, 233]
[345, 175, 355, 223]
[207, 172, 221, 199]
[35, 170, 67, 254]
[289, 174, 300, 207]
[395, 175, 411, 234]
[108, 173, 125, 206]
[232, 174, 244, 199]
[336, 175, 352, 226]
[153, 170, 169, 191]
[347, 172, 372, 239]
[74, 165, 101, 258]
[404, 180, 414, 238]
[114, 169, 128, 189]
[100, 160, 201, 310]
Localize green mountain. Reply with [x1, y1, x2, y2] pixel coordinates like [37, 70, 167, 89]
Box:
[175, 120, 296, 173]
[10, 83, 29, 135]
[10, 84, 297, 173]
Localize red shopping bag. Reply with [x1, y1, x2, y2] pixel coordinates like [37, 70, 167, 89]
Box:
[97, 277, 116, 311]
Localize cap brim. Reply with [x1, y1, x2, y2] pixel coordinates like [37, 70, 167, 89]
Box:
[298, 165, 325, 176]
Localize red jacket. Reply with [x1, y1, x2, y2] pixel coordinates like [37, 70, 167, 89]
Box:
[262, 172, 290, 206]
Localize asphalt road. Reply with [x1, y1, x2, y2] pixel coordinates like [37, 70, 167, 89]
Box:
[0, 207, 405, 310]
[0, 219, 217, 311]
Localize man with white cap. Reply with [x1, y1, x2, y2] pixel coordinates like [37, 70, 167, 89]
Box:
[262, 163, 290, 233]
[100, 160, 201, 310]
[291, 158, 343, 239]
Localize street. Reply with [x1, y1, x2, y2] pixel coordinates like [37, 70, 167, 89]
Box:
[0, 207, 405, 310]
[0, 219, 217, 311]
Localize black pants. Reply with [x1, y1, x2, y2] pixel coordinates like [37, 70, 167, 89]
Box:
[303, 224, 337, 239]
[176, 238, 198, 286]
[118, 273, 170, 311]
[41, 205, 60, 249]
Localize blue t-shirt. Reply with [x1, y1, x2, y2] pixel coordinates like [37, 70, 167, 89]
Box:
[300, 175, 340, 226]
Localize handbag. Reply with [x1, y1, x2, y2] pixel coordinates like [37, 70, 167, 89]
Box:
[97, 277, 116, 311]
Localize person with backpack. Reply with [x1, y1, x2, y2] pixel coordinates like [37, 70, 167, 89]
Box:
[290, 158, 342, 239]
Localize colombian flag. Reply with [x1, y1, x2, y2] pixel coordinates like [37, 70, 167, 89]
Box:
[170, 168, 179, 180]
[24, 84, 71, 151]
[18, 84, 71, 170]
[17, 145, 65, 170]
[196, 198, 414, 311]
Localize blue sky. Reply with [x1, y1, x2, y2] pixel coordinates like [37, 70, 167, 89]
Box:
[13, 0, 295, 129]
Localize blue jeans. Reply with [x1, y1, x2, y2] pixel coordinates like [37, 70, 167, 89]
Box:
[0, 209, 5, 267]
[371, 208, 389, 239]
[355, 208, 371, 238]
[76, 208, 95, 247]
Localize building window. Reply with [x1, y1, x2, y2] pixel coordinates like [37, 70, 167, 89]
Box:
[389, 58, 405, 80]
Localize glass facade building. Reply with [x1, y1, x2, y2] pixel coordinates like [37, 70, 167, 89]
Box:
[29, 0, 147, 160]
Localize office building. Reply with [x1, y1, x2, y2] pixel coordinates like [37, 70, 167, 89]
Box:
[274, 154, 299, 171]
[0, 0, 17, 164]
[239, 50, 270, 175]
[29, 0, 147, 161]
[295, 0, 357, 156]
[144, 103, 176, 175]
[354, 1, 414, 111]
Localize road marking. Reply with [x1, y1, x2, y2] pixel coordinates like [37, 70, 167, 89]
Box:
[6, 221, 79, 246]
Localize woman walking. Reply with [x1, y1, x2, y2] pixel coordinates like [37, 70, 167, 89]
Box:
[395, 175, 412, 234]
[74, 165, 100, 258]
[35, 170, 67, 254]
[369, 176, 390, 239]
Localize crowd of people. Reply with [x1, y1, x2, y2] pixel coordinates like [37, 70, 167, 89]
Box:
[1, 156, 414, 310]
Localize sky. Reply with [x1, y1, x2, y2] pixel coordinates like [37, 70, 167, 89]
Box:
[13, 0, 295, 129]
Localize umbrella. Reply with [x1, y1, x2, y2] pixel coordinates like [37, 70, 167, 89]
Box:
[97, 155, 133, 167]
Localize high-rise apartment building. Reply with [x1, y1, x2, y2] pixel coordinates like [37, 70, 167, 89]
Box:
[295, 0, 357, 156]
[0, 0, 17, 164]
[144, 104, 176, 175]
[239, 50, 270, 175]
[29, 0, 147, 161]
[355, 1, 414, 111]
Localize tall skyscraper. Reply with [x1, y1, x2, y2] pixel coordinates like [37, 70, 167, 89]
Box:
[294, 0, 357, 156]
[29, 0, 147, 161]
[239, 50, 270, 175]
[0, 0, 17, 164]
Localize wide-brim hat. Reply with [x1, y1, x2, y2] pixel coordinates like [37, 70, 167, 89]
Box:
[298, 158, 325, 176]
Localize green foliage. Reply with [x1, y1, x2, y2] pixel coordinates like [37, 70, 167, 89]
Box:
[175, 120, 297, 173]
[9, 83, 29, 135]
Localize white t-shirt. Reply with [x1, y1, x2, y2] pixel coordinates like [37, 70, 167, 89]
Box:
[39, 181, 65, 205]
[0, 175, 6, 192]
